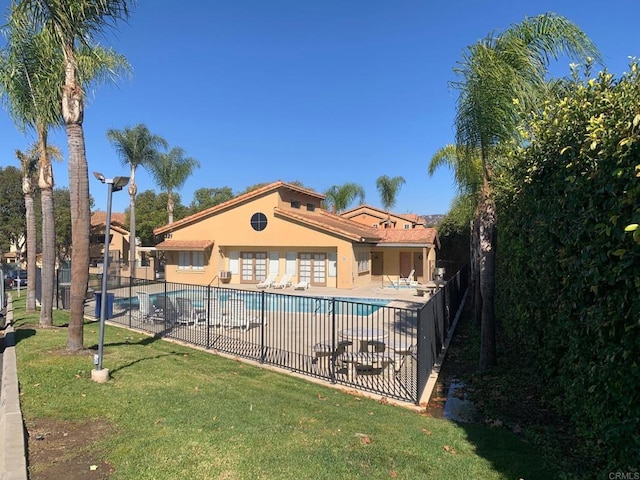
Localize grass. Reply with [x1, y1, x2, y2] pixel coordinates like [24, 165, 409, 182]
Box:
[10, 295, 559, 480]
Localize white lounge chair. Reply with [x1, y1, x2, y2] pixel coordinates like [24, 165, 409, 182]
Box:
[256, 273, 277, 289]
[175, 297, 207, 327]
[136, 291, 163, 323]
[398, 269, 416, 286]
[293, 280, 309, 290]
[272, 273, 293, 289]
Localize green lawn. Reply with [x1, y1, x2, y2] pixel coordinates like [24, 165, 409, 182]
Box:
[11, 297, 556, 479]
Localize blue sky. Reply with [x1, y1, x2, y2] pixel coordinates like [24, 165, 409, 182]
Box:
[0, 1, 638, 216]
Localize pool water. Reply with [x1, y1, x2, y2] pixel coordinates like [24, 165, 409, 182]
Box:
[117, 290, 390, 315]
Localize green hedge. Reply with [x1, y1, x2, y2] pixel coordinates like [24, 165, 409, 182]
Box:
[496, 65, 640, 473]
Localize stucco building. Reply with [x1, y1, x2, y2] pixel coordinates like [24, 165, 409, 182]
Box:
[153, 181, 439, 289]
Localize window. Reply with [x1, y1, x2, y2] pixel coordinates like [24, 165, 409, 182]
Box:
[192, 251, 204, 270]
[250, 212, 268, 231]
[306, 203, 315, 212]
[178, 251, 205, 270]
[356, 251, 370, 274]
[404, 224, 411, 229]
[290, 200, 301, 209]
[178, 251, 190, 270]
[372, 223, 378, 228]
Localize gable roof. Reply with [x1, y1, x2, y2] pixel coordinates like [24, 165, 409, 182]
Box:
[273, 208, 381, 243]
[341, 204, 421, 225]
[91, 211, 127, 229]
[154, 180, 324, 235]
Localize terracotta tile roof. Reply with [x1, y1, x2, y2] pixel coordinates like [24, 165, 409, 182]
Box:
[274, 208, 381, 243]
[341, 204, 422, 224]
[91, 211, 127, 228]
[155, 239, 214, 251]
[154, 180, 325, 235]
[375, 228, 438, 245]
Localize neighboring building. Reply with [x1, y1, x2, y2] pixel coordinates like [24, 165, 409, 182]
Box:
[341, 204, 427, 230]
[90, 211, 130, 271]
[153, 181, 439, 288]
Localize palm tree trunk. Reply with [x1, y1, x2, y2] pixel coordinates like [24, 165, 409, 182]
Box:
[24, 192, 37, 312]
[66, 121, 90, 350]
[40, 186, 55, 326]
[478, 181, 497, 370]
[167, 190, 174, 224]
[128, 180, 137, 279]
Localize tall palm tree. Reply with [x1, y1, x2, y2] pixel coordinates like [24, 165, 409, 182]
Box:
[148, 147, 200, 224]
[0, 4, 66, 326]
[14, 0, 133, 349]
[16, 148, 38, 312]
[375, 175, 405, 227]
[452, 13, 600, 369]
[429, 144, 483, 323]
[107, 124, 167, 278]
[324, 183, 365, 213]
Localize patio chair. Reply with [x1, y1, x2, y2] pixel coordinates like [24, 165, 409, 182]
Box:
[213, 298, 256, 331]
[136, 291, 163, 323]
[256, 273, 277, 289]
[154, 294, 181, 324]
[398, 269, 416, 286]
[272, 273, 293, 289]
[175, 297, 207, 327]
[293, 280, 309, 290]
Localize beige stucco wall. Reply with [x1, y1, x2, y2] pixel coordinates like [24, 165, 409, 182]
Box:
[162, 190, 366, 289]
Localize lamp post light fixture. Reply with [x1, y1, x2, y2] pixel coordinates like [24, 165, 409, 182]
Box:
[91, 171, 129, 383]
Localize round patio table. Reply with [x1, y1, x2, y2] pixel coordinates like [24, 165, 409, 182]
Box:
[338, 328, 388, 352]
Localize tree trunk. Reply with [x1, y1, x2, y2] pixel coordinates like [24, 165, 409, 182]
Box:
[128, 178, 137, 279]
[478, 182, 497, 370]
[66, 121, 90, 350]
[24, 192, 37, 312]
[39, 186, 56, 326]
[167, 190, 174, 224]
[38, 134, 55, 326]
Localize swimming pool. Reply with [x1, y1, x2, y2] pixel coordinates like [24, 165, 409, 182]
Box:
[118, 290, 390, 315]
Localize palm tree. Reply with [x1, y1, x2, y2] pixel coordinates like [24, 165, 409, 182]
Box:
[16, 149, 38, 312]
[375, 175, 405, 227]
[452, 13, 600, 369]
[324, 183, 365, 213]
[0, 5, 66, 326]
[429, 144, 483, 323]
[14, 0, 133, 350]
[107, 124, 167, 278]
[148, 147, 200, 224]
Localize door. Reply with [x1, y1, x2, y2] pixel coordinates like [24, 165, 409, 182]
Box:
[299, 253, 326, 286]
[399, 252, 412, 278]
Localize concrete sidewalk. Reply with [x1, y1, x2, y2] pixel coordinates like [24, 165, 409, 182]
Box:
[0, 295, 28, 480]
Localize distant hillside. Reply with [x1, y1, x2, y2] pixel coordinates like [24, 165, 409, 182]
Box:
[422, 214, 446, 227]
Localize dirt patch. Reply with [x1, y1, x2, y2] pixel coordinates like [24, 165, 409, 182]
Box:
[26, 418, 115, 480]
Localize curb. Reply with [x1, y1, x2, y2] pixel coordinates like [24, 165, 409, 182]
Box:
[0, 295, 28, 480]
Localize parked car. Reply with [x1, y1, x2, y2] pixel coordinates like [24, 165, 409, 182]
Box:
[7, 270, 27, 288]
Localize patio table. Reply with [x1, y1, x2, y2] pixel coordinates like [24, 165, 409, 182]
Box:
[338, 328, 388, 353]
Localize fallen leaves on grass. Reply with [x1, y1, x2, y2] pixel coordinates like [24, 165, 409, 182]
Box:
[443, 445, 457, 454]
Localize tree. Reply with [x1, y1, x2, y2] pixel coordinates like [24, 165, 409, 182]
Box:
[375, 175, 405, 226]
[324, 183, 365, 213]
[148, 147, 199, 224]
[0, 3, 67, 325]
[452, 13, 600, 369]
[16, 148, 39, 312]
[134, 190, 186, 245]
[107, 124, 167, 279]
[0, 167, 26, 255]
[428, 144, 483, 320]
[14, 0, 133, 349]
[189, 187, 234, 214]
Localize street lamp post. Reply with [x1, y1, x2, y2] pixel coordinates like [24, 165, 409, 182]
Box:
[91, 171, 129, 383]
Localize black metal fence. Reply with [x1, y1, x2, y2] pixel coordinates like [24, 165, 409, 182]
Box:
[62, 268, 468, 405]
